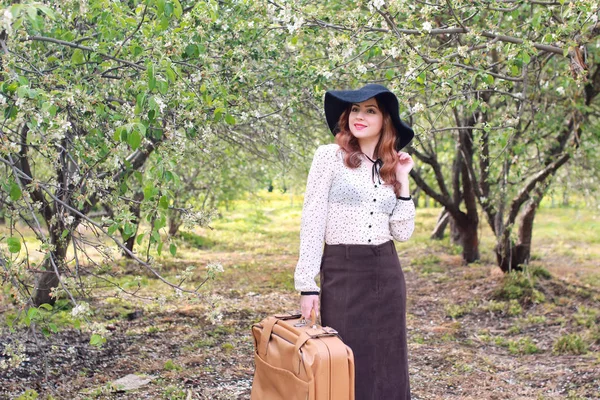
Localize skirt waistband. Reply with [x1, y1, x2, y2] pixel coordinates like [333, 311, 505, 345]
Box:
[323, 240, 396, 258]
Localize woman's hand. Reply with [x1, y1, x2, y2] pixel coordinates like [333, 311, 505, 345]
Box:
[395, 151, 414, 180]
[300, 294, 319, 320]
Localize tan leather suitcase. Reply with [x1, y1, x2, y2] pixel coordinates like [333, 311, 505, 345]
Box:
[250, 312, 355, 400]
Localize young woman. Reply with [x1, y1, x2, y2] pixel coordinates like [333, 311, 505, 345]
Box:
[294, 84, 416, 400]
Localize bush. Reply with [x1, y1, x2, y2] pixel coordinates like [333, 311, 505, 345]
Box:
[494, 268, 548, 304]
[495, 271, 534, 301]
[508, 337, 540, 355]
[553, 334, 588, 355]
[163, 359, 182, 371]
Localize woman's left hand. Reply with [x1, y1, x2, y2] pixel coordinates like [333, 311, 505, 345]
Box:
[395, 151, 414, 179]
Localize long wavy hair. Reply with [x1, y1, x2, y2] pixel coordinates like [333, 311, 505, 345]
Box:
[334, 97, 401, 196]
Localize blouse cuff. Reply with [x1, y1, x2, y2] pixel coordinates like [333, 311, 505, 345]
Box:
[397, 195, 412, 201]
[300, 291, 320, 296]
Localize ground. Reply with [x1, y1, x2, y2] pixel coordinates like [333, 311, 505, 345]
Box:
[1, 193, 599, 399]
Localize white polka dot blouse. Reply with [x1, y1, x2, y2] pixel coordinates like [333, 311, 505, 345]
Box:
[294, 144, 416, 293]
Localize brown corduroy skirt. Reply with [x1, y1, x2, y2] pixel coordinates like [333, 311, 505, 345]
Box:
[320, 240, 410, 400]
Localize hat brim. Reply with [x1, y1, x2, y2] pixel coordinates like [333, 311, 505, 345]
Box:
[324, 85, 414, 151]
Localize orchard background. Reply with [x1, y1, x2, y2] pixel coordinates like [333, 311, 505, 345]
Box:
[0, 1, 599, 399]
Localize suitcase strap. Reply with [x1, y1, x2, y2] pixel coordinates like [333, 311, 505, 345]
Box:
[292, 328, 340, 375]
[257, 317, 279, 356]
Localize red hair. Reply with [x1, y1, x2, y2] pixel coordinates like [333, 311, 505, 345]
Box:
[334, 98, 402, 196]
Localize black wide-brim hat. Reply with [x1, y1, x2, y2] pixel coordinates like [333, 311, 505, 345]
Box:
[324, 83, 414, 151]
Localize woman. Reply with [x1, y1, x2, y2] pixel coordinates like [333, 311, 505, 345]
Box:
[294, 84, 416, 400]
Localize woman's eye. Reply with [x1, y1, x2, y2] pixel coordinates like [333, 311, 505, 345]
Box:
[367, 109, 375, 114]
[351, 107, 359, 112]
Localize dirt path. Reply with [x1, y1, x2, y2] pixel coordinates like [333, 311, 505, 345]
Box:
[2, 253, 598, 399]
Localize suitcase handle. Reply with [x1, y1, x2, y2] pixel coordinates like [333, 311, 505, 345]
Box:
[294, 309, 317, 329]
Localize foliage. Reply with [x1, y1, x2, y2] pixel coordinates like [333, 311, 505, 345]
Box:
[270, 0, 600, 267]
[553, 333, 589, 355]
[493, 269, 547, 304]
[0, 0, 316, 317]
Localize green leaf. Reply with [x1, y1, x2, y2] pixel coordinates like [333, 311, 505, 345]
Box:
[521, 51, 531, 64]
[7, 237, 21, 253]
[148, 63, 156, 90]
[385, 69, 395, 80]
[135, 93, 147, 115]
[164, 2, 174, 17]
[39, 303, 53, 311]
[213, 107, 225, 122]
[157, 80, 169, 95]
[166, 65, 177, 83]
[128, 129, 142, 150]
[185, 44, 199, 58]
[155, 215, 166, 230]
[27, 307, 39, 320]
[49, 323, 58, 333]
[157, 241, 163, 256]
[61, 229, 69, 238]
[172, 0, 183, 18]
[90, 334, 106, 347]
[225, 114, 236, 125]
[169, 243, 177, 256]
[136, 233, 145, 245]
[107, 224, 118, 236]
[159, 195, 169, 209]
[143, 186, 156, 200]
[134, 171, 143, 185]
[71, 49, 85, 65]
[9, 182, 22, 201]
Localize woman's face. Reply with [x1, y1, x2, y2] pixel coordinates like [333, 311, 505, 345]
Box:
[348, 98, 383, 142]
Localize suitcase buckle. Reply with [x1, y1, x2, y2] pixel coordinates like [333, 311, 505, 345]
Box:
[322, 327, 338, 335]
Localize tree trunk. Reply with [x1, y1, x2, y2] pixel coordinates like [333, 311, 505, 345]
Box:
[454, 214, 480, 263]
[412, 186, 421, 208]
[430, 208, 449, 240]
[168, 216, 182, 237]
[121, 191, 144, 258]
[495, 199, 537, 272]
[33, 228, 69, 306]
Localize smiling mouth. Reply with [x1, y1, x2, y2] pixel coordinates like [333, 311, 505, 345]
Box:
[354, 124, 367, 130]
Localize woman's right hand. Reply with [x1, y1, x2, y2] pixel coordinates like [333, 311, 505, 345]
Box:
[300, 295, 320, 320]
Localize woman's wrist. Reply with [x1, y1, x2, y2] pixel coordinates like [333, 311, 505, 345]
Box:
[396, 174, 410, 197]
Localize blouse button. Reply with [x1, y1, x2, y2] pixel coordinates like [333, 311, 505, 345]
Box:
[368, 239, 372, 243]
[370, 211, 373, 215]
[373, 198, 376, 202]
[374, 184, 378, 188]
[368, 225, 372, 228]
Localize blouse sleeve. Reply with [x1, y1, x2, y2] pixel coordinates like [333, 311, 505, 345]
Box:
[294, 144, 338, 293]
[389, 198, 416, 242]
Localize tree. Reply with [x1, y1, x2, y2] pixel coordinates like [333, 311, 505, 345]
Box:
[0, 0, 317, 309]
[271, 0, 600, 268]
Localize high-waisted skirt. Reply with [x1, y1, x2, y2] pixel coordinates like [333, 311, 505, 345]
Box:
[320, 240, 410, 400]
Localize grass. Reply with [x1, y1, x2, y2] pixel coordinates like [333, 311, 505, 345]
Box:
[1, 191, 600, 399]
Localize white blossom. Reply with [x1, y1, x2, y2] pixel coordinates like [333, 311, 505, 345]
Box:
[369, 0, 385, 11]
[1, 9, 13, 36]
[422, 21, 433, 33]
[206, 262, 224, 274]
[411, 103, 425, 113]
[556, 86, 565, 96]
[457, 45, 469, 57]
[71, 302, 91, 317]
